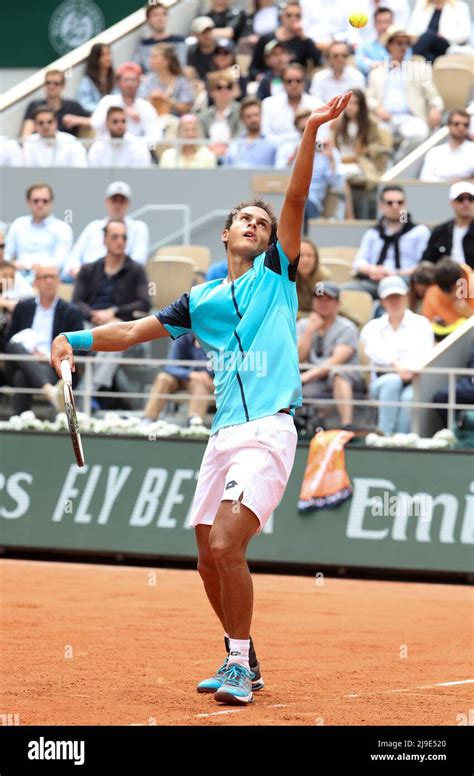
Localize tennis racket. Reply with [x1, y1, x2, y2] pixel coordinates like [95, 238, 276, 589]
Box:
[61, 359, 85, 467]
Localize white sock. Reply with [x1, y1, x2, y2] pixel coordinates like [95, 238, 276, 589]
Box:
[228, 638, 250, 669]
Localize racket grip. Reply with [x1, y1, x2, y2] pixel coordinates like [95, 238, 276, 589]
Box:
[61, 360, 73, 384]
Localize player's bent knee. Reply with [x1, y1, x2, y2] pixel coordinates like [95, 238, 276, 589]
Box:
[208, 539, 245, 569]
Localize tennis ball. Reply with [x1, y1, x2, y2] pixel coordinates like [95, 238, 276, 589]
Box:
[348, 12, 368, 28]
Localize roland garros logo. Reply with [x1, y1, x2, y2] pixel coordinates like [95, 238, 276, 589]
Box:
[49, 0, 104, 55]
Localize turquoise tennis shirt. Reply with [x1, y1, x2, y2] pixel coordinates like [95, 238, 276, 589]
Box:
[156, 240, 302, 433]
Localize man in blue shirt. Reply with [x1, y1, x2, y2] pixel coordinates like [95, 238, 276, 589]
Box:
[223, 97, 276, 169]
[355, 6, 394, 78]
[52, 91, 352, 707]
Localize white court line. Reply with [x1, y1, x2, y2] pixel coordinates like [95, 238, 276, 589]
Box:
[343, 679, 474, 699]
[195, 710, 243, 718]
[430, 679, 474, 687]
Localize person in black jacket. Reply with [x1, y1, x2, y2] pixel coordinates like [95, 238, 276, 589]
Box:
[72, 219, 151, 400]
[250, 1, 321, 79]
[5, 264, 83, 414]
[421, 181, 474, 270]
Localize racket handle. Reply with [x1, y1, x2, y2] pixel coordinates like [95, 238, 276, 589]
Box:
[61, 359, 73, 384]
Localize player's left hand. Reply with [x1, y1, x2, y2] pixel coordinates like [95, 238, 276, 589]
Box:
[308, 92, 352, 129]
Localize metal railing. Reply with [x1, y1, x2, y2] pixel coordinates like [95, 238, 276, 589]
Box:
[1, 352, 473, 432]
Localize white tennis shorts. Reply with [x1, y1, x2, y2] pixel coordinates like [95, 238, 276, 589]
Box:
[189, 412, 298, 533]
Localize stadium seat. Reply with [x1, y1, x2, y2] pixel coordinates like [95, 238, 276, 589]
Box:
[319, 258, 353, 283]
[339, 289, 373, 328]
[434, 53, 474, 75]
[155, 244, 211, 276]
[147, 256, 195, 310]
[58, 283, 74, 302]
[319, 246, 358, 262]
[432, 64, 473, 113]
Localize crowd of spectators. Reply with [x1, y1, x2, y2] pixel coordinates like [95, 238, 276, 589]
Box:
[1, 1, 473, 433]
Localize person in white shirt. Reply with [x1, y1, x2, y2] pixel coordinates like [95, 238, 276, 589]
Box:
[88, 106, 152, 168]
[91, 61, 162, 145]
[347, 185, 431, 297]
[160, 113, 217, 168]
[360, 274, 434, 433]
[299, 0, 360, 52]
[4, 183, 73, 281]
[358, 0, 411, 42]
[420, 109, 474, 182]
[22, 106, 87, 168]
[0, 136, 23, 166]
[310, 42, 365, 103]
[261, 63, 324, 146]
[62, 181, 149, 279]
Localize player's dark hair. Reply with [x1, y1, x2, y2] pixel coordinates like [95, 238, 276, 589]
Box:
[222, 198, 278, 250]
[434, 259, 463, 293]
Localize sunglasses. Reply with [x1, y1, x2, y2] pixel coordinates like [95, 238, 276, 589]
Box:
[214, 84, 233, 91]
[383, 199, 405, 206]
[45, 80, 63, 86]
[331, 53, 349, 58]
[36, 119, 54, 126]
[36, 274, 58, 280]
[284, 78, 303, 84]
[455, 194, 474, 203]
[450, 121, 469, 128]
[31, 198, 51, 204]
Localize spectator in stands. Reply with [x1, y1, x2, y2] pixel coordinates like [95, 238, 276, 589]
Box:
[422, 181, 474, 269]
[358, 0, 411, 42]
[187, 17, 217, 80]
[261, 63, 323, 146]
[72, 219, 151, 402]
[0, 256, 34, 350]
[296, 238, 331, 315]
[408, 261, 436, 312]
[366, 25, 443, 161]
[421, 259, 474, 336]
[250, 1, 322, 78]
[63, 182, 149, 279]
[207, 0, 248, 43]
[349, 185, 431, 297]
[0, 136, 23, 166]
[76, 43, 116, 113]
[223, 97, 276, 168]
[142, 333, 214, 427]
[361, 275, 434, 434]
[5, 263, 83, 415]
[409, 0, 471, 62]
[276, 107, 344, 223]
[256, 40, 291, 100]
[297, 281, 366, 429]
[138, 43, 194, 117]
[88, 106, 151, 167]
[355, 6, 394, 77]
[160, 113, 217, 168]
[197, 69, 242, 161]
[310, 42, 365, 103]
[22, 70, 91, 138]
[210, 40, 248, 99]
[432, 344, 474, 427]
[22, 106, 87, 168]
[420, 109, 474, 183]
[331, 89, 392, 219]
[5, 183, 73, 281]
[239, 0, 279, 53]
[133, 2, 186, 73]
[299, 0, 361, 53]
[91, 62, 162, 144]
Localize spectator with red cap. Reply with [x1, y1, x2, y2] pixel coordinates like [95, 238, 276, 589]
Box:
[91, 61, 162, 144]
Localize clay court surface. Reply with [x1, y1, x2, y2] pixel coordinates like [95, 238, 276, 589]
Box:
[1, 559, 472, 726]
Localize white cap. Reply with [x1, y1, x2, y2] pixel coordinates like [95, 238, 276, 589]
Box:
[105, 181, 131, 199]
[191, 16, 215, 34]
[378, 275, 409, 299]
[449, 181, 474, 201]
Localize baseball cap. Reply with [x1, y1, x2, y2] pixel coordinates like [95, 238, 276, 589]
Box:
[380, 25, 414, 48]
[264, 39, 287, 57]
[116, 61, 142, 78]
[449, 181, 474, 201]
[214, 38, 235, 53]
[313, 281, 340, 300]
[191, 16, 215, 35]
[105, 181, 131, 199]
[378, 275, 409, 299]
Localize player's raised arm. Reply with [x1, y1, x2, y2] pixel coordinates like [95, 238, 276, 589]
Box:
[277, 92, 352, 262]
[50, 314, 169, 376]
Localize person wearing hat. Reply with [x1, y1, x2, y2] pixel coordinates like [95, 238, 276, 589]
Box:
[256, 40, 291, 101]
[62, 182, 149, 279]
[408, 0, 471, 63]
[187, 17, 217, 81]
[420, 109, 474, 183]
[211, 39, 248, 100]
[360, 274, 434, 434]
[366, 24, 443, 161]
[422, 181, 474, 269]
[91, 61, 162, 145]
[297, 281, 366, 428]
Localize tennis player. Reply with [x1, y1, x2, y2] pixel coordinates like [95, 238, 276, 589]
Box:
[51, 92, 352, 706]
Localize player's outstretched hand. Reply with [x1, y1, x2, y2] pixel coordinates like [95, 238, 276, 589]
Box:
[308, 92, 352, 129]
[51, 334, 75, 377]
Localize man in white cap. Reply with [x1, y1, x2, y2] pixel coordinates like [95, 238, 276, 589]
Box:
[360, 274, 434, 434]
[62, 181, 149, 279]
[187, 17, 217, 80]
[422, 181, 474, 269]
[420, 109, 474, 183]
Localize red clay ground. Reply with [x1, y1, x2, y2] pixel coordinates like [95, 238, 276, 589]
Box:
[0, 560, 472, 726]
